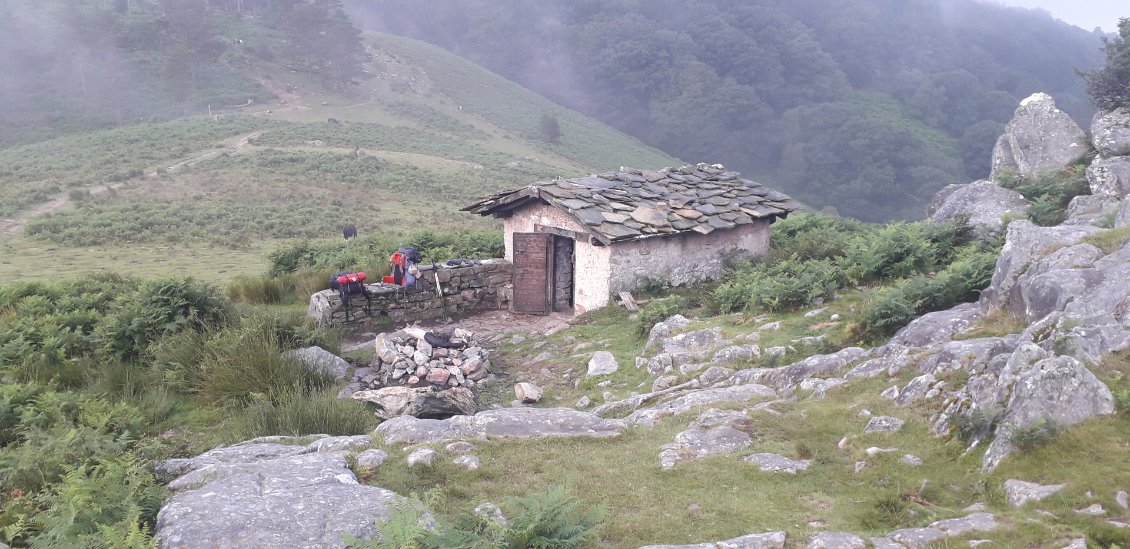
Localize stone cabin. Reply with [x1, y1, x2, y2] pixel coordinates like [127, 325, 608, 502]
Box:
[462, 163, 801, 315]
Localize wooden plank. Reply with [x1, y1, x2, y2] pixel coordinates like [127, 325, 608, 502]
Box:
[619, 291, 639, 312]
[512, 232, 553, 315]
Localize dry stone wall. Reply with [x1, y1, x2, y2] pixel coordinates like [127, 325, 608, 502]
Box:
[307, 259, 512, 327]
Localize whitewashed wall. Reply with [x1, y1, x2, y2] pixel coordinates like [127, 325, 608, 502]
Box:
[608, 219, 772, 294]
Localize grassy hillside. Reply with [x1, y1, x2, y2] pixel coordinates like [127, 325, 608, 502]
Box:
[0, 31, 678, 284]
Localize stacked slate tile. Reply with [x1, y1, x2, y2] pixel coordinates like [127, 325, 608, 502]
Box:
[463, 163, 802, 243]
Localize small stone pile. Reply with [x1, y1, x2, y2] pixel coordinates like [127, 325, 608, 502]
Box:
[369, 326, 492, 389]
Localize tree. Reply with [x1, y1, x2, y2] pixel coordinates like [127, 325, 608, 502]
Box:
[539, 113, 562, 144]
[1082, 17, 1130, 110]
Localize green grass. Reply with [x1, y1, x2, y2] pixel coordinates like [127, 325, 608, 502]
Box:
[1083, 224, 1130, 254]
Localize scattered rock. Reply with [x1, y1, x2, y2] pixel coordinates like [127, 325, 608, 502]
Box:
[900, 454, 923, 467]
[1061, 539, 1087, 549]
[588, 351, 620, 376]
[1075, 504, 1105, 516]
[514, 382, 543, 403]
[474, 503, 508, 526]
[1116, 490, 1129, 510]
[407, 447, 437, 467]
[453, 455, 480, 471]
[863, 416, 905, 434]
[743, 453, 812, 474]
[659, 426, 752, 469]
[639, 531, 786, 549]
[865, 447, 898, 456]
[880, 386, 900, 400]
[355, 449, 388, 469]
[575, 396, 592, 408]
[445, 441, 477, 454]
[1005, 479, 1065, 507]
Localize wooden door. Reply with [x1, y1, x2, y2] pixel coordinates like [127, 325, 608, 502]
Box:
[512, 232, 553, 315]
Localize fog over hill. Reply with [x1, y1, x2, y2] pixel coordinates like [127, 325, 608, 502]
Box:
[344, 0, 1108, 220]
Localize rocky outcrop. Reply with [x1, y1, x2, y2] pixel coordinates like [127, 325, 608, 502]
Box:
[374, 407, 626, 445]
[977, 220, 1101, 314]
[990, 92, 1088, 181]
[1086, 156, 1130, 199]
[155, 436, 401, 548]
[927, 180, 1029, 235]
[1091, 107, 1130, 158]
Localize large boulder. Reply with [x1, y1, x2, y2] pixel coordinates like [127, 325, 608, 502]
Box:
[352, 386, 476, 419]
[978, 221, 1101, 314]
[927, 180, 1029, 236]
[1086, 156, 1130, 199]
[990, 93, 1089, 181]
[155, 439, 401, 549]
[1091, 107, 1130, 158]
[284, 346, 351, 380]
[888, 303, 981, 348]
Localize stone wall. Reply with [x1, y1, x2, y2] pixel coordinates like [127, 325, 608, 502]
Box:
[307, 260, 512, 327]
[608, 219, 772, 294]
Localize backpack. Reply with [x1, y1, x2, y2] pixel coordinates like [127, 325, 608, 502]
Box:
[329, 271, 372, 320]
[390, 247, 422, 287]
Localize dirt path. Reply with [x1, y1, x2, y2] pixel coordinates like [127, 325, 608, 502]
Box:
[0, 131, 262, 239]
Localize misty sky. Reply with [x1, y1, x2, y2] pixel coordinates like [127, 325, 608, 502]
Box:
[990, 0, 1125, 31]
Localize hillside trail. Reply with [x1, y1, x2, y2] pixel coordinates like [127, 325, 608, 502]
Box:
[0, 131, 262, 239]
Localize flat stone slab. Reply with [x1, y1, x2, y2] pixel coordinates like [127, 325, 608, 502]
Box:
[625, 385, 776, 426]
[863, 416, 905, 434]
[639, 531, 786, 549]
[806, 531, 865, 549]
[743, 453, 811, 474]
[1005, 479, 1065, 507]
[375, 407, 626, 444]
[155, 444, 399, 548]
[659, 426, 752, 469]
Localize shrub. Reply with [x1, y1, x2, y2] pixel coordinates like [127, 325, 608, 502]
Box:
[1010, 419, 1061, 452]
[955, 405, 1005, 444]
[1081, 17, 1130, 111]
[767, 212, 867, 261]
[1000, 167, 1090, 227]
[714, 257, 844, 314]
[636, 295, 687, 336]
[96, 278, 231, 360]
[234, 388, 376, 440]
[10, 454, 163, 547]
[347, 486, 604, 549]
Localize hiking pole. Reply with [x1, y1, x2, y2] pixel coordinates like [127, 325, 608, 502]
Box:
[433, 262, 451, 322]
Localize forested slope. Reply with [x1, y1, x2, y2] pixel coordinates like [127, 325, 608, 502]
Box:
[345, 0, 1107, 220]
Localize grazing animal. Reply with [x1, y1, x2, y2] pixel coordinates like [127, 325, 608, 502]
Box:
[343, 224, 358, 240]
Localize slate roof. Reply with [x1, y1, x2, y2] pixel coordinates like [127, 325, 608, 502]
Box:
[462, 163, 802, 244]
